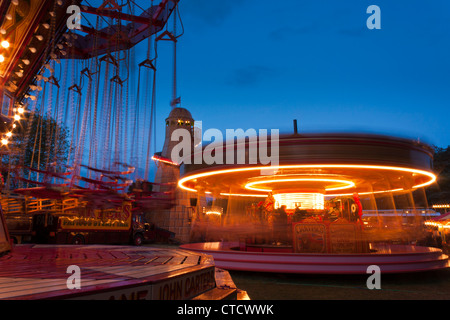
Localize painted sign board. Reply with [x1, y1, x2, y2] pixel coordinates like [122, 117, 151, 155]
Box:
[293, 219, 366, 253]
[329, 223, 358, 253]
[60, 202, 132, 231]
[293, 223, 326, 253]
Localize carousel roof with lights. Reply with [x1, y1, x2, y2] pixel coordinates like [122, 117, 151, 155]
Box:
[179, 133, 437, 198]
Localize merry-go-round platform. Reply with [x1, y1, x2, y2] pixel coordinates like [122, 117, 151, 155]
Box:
[0, 244, 245, 300]
[180, 241, 450, 274]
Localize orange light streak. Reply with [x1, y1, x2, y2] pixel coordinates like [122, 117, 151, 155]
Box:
[245, 178, 355, 192]
[178, 164, 436, 196]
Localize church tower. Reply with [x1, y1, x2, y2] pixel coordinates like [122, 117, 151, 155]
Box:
[151, 107, 195, 243]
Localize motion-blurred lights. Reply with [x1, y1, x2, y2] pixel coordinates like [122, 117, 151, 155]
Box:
[245, 178, 355, 192]
[433, 204, 450, 209]
[179, 164, 437, 194]
[274, 192, 325, 210]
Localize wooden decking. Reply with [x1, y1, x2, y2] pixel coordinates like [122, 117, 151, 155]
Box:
[0, 244, 239, 300]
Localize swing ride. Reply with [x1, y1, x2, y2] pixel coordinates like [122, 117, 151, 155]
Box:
[0, 0, 182, 246]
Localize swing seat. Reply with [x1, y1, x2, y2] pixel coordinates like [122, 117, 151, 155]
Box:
[14, 186, 70, 200]
[13, 166, 72, 200]
[69, 188, 129, 209]
[130, 181, 176, 210]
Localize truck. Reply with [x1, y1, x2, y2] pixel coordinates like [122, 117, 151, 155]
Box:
[31, 201, 174, 245]
[5, 213, 33, 244]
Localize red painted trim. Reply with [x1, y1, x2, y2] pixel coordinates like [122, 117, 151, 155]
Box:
[180, 242, 449, 274]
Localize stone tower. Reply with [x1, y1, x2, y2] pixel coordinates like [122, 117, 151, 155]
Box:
[151, 107, 195, 243]
[160, 107, 194, 161]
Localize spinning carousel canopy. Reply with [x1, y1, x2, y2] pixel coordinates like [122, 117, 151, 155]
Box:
[179, 133, 437, 198]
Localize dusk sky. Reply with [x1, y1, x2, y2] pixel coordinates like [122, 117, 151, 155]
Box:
[150, 0, 450, 153]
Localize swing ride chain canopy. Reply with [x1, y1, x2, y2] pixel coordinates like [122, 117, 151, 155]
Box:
[178, 133, 437, 199]
[62, 0, 180, 60]
[0, 0, 179, 102]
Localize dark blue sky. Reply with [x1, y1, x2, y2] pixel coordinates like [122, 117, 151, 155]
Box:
[151, 0, 450, 152]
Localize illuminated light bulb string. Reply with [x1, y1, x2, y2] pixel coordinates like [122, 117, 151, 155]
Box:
[1, 104, 25, 147]
[0, 39, 9, 62]
[0, 0, 15, 63]
[0, 37, 12, 145]
[0, 36, 31, 146]
[0, 0, 64, 148]
[0, 27, 25, 146]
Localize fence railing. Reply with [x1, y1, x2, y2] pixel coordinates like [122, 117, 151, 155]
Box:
[1, 194, 85, 216]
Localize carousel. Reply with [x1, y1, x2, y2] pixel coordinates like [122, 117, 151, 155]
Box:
[180, 133, 449, 274]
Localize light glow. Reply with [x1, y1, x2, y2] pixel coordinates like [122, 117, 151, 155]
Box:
[425, 221, 450, 229]
[220, 193, 266, 198]
[433, 204, 450, 209]
[151, 155, 178, 166]
[206, 210, 222, 215]
[327, 188, 405, 197]
[1, 40, 9, 48]
[178, 164, 437, 195]
[274, 192, 324, 210]
[245, 178, 355, 192]
[204, 206, 223, 215]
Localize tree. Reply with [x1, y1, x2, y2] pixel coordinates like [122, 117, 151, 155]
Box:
[426, 146, 450, 205]
[1, 113, 71, 189]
